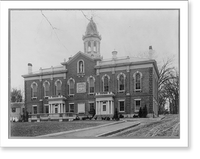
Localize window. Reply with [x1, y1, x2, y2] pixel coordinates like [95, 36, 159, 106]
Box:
[31, 82, 38, 98]
[45, 105, 49, 113]
[119, 100, 125, 112]
[55, 108, 58, 114]
[133, 71, 142, 91]
[88, 76, 95, 94]
[43, 81, 50, 97]
[117, 73, 125, 92]
[55, 79, 62, 96]
[89, 102, 95, 111]
[33, 106, 37, 114]
[68, 78, 75, 95]
[88, 41, 91, 52]
[102, 75, 110, 92]
[12, 108, 16, 113]
[69, 103, 74, 113]
[135, 100, 141, 112]
[103, 101, 106, 111]
[94, 41, 97, 52]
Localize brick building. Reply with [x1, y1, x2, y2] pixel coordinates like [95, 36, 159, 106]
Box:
[22, 18, 159, 120]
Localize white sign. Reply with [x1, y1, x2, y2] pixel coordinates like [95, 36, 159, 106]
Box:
[77, 82, 86, 93]
[78, 103, 85, 113]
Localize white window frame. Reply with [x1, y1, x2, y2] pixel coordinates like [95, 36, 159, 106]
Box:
[43, 80, 50, 98]
[69, 103, 75, 113]
[67, 78, 75, 96]
[31, 82, 38, 99]
[117, 73, 126, 92]
[87, 76, 95, 94]
[133, 71, 142, 92]
[32, 105, 37, 114]
[102, 74, 110, 92]
[89, 101, 95, 111]
[134, 99, 141, 112]
[55, 79, 62, 96]
[102, 101, 107, 112]
[118, 99, 125, 112]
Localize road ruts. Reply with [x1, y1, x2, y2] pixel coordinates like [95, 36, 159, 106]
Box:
[110, 115, 180, 138]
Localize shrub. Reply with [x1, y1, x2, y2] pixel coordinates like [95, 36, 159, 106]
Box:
[138, 107, 143, 118]
[113, 108, 119, 121]
[142, 105, 148, 118]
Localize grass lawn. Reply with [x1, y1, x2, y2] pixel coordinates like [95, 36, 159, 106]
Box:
[10, 120, 113, 137]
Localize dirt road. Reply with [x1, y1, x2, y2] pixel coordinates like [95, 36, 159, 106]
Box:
[108, 114, 179, 138]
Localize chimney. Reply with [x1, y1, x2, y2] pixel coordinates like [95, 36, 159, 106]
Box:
[28, 63, 32, 74]
[149, 46, 154, 59]
[112, 50, 117, 60]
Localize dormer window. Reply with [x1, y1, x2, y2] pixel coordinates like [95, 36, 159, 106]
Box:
[77, 60, 85, 74]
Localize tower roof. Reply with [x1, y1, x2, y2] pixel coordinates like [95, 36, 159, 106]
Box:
[85, 18, 99, 36]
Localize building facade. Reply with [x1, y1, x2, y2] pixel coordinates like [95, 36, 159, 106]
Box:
[22, 18, 159, 119]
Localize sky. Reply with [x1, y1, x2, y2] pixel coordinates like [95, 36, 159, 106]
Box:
[10, 10, 179, 90]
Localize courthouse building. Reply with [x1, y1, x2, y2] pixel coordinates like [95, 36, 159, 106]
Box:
[22, 18, 159, 119]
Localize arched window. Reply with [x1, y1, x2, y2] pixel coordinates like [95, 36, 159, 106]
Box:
[68, 78, 75, 95]
[31, 82, 38, 98]
[88, 41, 91, 52]
[94, 41, 97, 52]
[117, 73, 126, 92]
[88, 76, 95, 94]
[102, 74, 110, 92]
[43, 81, 50, 97]
[133, 71, 142, 91]
[55, 79, 62, 96]
[77, 60, 84, 74]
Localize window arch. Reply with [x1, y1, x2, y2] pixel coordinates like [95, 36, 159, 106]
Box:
[87, 76, 95, 94]
[88, 41, 91, 52]
[94, 41, 97, 52]
[68, 78, 75, 95]
[31, 82, 38, 98]
[55, 79, 62, 96]
[117, 73, 126, 92]
[102, 74, 110, 92]
[43, 80, 50, 97]
[133, 71, 142, 91]
[77, 60, 84, 74]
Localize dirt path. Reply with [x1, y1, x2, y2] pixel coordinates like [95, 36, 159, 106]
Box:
[109, 115, 179, 138]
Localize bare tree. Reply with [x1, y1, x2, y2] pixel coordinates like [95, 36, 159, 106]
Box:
[158, 59, 179, 114]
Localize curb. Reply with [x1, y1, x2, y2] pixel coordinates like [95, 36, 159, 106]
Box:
[37, 120, 125, 138]
[96, 122, 141, 137]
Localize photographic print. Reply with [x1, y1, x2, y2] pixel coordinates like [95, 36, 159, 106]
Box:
[10, 9, 180, 139]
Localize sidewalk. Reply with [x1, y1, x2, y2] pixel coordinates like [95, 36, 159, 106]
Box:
[39, 120, 140, 138]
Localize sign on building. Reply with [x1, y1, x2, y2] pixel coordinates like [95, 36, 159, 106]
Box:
[77, 82, 86, 93]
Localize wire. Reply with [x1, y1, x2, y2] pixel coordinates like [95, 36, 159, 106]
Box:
[80, 10, 90, 21]
[40, 10, 68, 51]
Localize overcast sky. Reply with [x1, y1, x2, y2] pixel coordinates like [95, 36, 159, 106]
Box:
[10, 10, 179, 90]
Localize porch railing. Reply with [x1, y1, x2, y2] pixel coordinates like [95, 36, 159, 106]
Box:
[28, 112, 75, 121]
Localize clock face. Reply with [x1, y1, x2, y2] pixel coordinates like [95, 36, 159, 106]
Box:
[77, 82, 86, 93]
